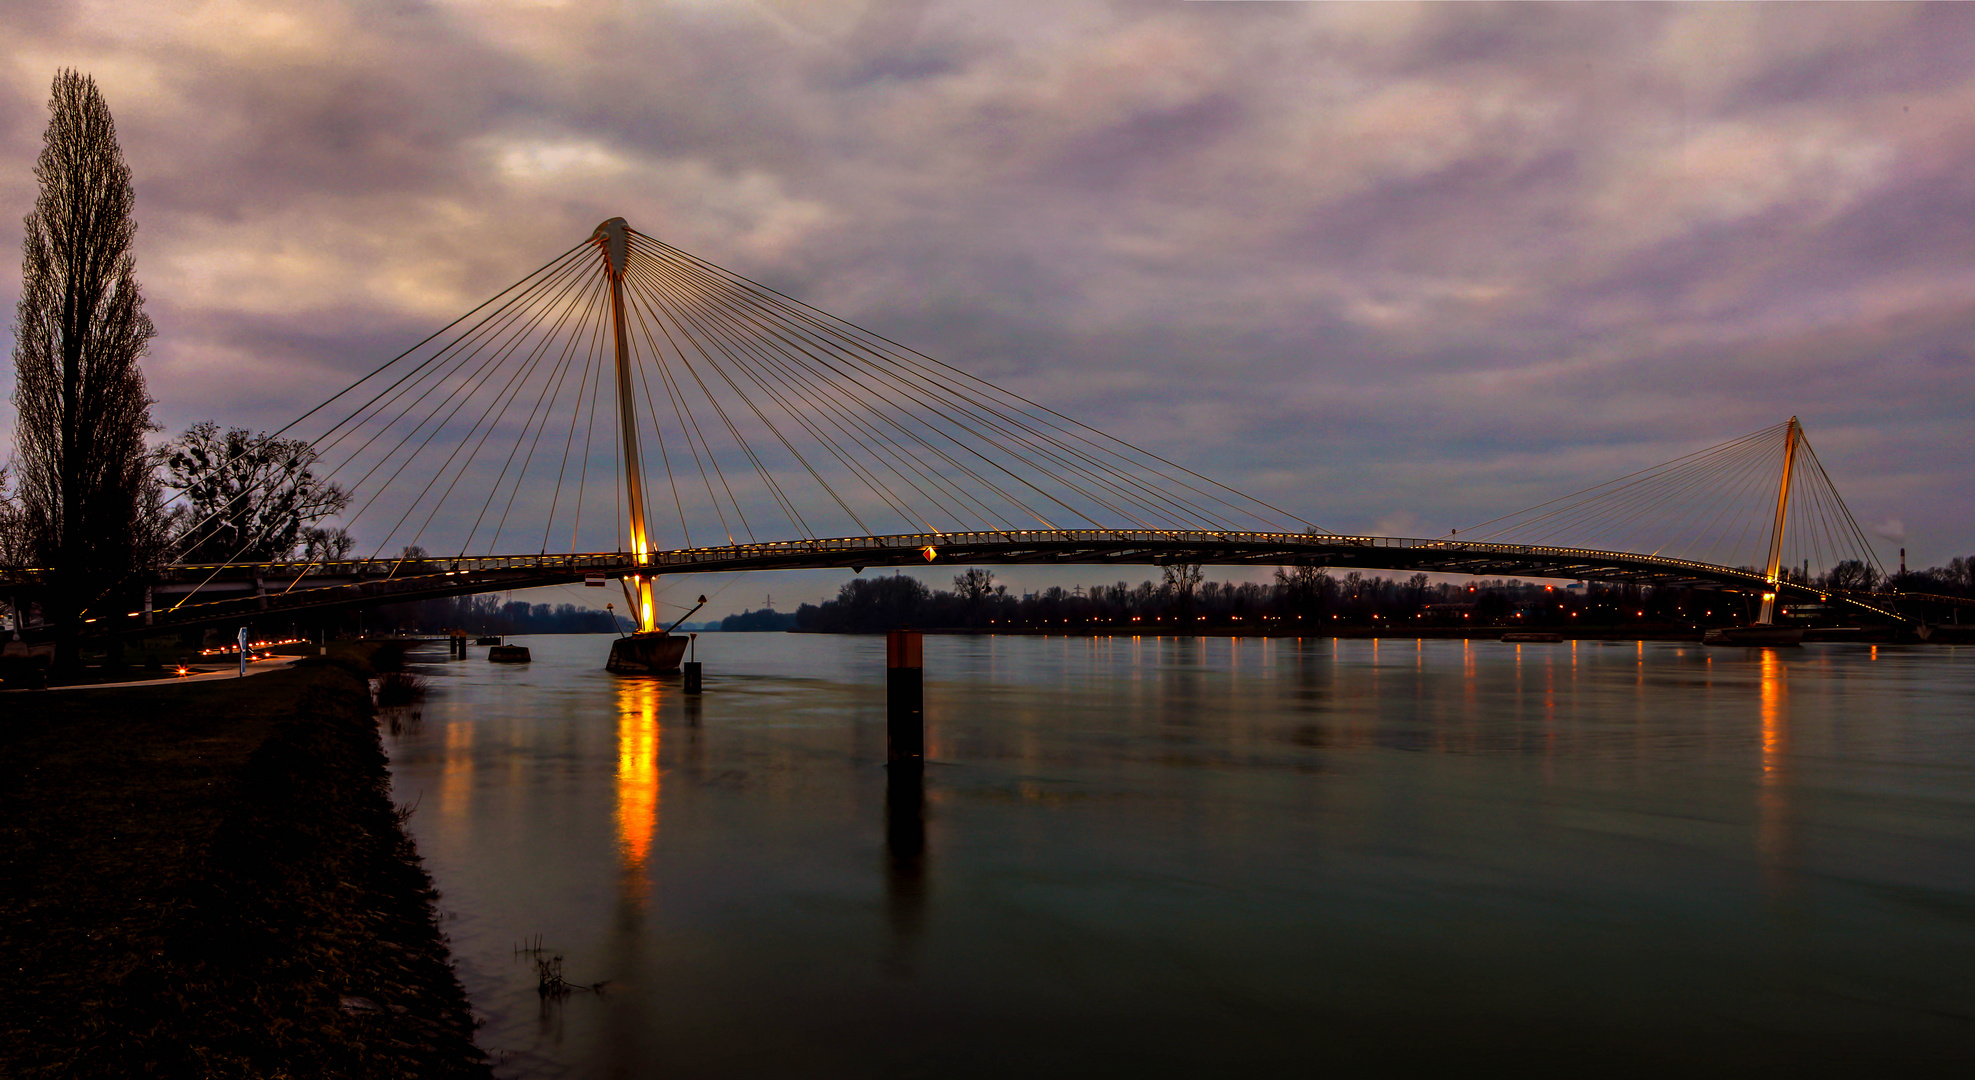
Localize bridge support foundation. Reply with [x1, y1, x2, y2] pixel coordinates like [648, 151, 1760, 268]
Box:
[606, 631, 689, 674]
[887, 630, 924, 764]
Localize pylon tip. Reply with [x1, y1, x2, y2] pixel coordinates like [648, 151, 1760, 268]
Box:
[590, 217, 629, 275]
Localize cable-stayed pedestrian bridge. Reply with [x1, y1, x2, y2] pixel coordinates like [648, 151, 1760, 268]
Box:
[4, 217, 1935, 640]
[109, 529, 1910, 633]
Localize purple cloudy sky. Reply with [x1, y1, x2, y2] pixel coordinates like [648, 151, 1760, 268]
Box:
[2, 2, 1971, 611]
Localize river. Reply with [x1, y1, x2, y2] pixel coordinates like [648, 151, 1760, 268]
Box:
[383, 633, 1975, 1077]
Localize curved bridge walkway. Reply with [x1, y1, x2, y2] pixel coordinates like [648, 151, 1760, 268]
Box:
[94, 529, 1917, 634]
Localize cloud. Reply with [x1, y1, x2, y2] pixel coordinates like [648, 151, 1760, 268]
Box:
[3, 1, 1973, 611]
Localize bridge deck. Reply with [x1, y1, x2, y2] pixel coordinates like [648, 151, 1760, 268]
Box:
[1, 529, 1919, 635]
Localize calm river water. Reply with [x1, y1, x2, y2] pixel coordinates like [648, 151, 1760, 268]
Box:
[384, 633, 1975, 1077]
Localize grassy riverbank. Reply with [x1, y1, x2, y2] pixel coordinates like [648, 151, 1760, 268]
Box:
[0, 648, 488, 1078]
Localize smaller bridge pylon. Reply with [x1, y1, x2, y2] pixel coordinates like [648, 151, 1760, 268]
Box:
[1756, 417, 1802, 626]
[1455, 416, 1896, 630]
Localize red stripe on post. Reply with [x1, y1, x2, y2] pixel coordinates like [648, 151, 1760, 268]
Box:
[887, 629, 922, 669]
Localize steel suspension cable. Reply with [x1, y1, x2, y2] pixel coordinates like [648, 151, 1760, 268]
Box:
[632, 239, 1233, 531]
[627, 231, 1318, 533]
[477, 281, 609, 553]
[341, 262, 603, 556]
[626, 261, 933, 531]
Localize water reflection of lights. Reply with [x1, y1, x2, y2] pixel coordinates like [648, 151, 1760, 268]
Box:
[1759, 651, 1786, 780]
[616, 680, 661, 896]
[439, 720, 475, 835]
[1756, 649, 1791, 882]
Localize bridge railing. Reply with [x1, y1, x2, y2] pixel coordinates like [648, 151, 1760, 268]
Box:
[116, 529, 1859, 594]
[39, 527, 1910, 627]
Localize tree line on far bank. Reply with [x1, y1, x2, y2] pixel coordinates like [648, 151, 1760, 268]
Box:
[775, 557, 1975, 634]
[363, 594, 619, 636]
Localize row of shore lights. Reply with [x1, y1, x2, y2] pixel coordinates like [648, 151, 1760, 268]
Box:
[180, 636, 307, 677]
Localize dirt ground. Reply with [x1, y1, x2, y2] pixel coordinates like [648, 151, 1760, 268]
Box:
[0, 647, 490, 1078]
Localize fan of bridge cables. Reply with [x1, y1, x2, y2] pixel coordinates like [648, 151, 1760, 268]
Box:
[193, 222, 1319, 565]
[1455, 419, 1886, 581]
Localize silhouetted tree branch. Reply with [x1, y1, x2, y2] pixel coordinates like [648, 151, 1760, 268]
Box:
[162, 421, 351, 564]
[1160, 562, 1203, 612]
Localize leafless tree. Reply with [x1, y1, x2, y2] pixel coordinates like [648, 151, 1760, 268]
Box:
[952, 566, 995, 625]
[1273, 562, 1335, 615]
[10, 70, 158, 667]
[952, 566, 995, 601]
[301, 525, 357, 562]
[161, 421, 350, 563]
[1822, 559, 1879, 593]
[1160, 562, 1203, 611]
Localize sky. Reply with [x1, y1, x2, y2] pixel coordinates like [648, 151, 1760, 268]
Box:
[2, 1, 1972, 617]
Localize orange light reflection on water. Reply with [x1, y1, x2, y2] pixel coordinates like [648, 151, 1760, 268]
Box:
[616, 680, 661, 900]
[1759, 650, 1786, 780]
[1756, 649, 1791, 885]
[439, 720, 474, 836]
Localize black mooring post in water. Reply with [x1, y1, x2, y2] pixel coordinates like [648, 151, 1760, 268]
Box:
[887, 629, 924, 763]
[683, 632, 703, 694]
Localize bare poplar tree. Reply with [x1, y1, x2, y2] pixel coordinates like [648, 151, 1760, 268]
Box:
[10, 69, 157, 667]
[0, 463, 26, 566]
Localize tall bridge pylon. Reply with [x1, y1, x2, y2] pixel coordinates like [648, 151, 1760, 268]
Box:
[595, 217, 656, 632]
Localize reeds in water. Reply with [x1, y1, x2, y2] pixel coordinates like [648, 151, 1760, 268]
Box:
[375, 670, 428, 706]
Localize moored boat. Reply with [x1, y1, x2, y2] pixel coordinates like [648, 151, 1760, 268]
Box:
[488, 644, 532, 663]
